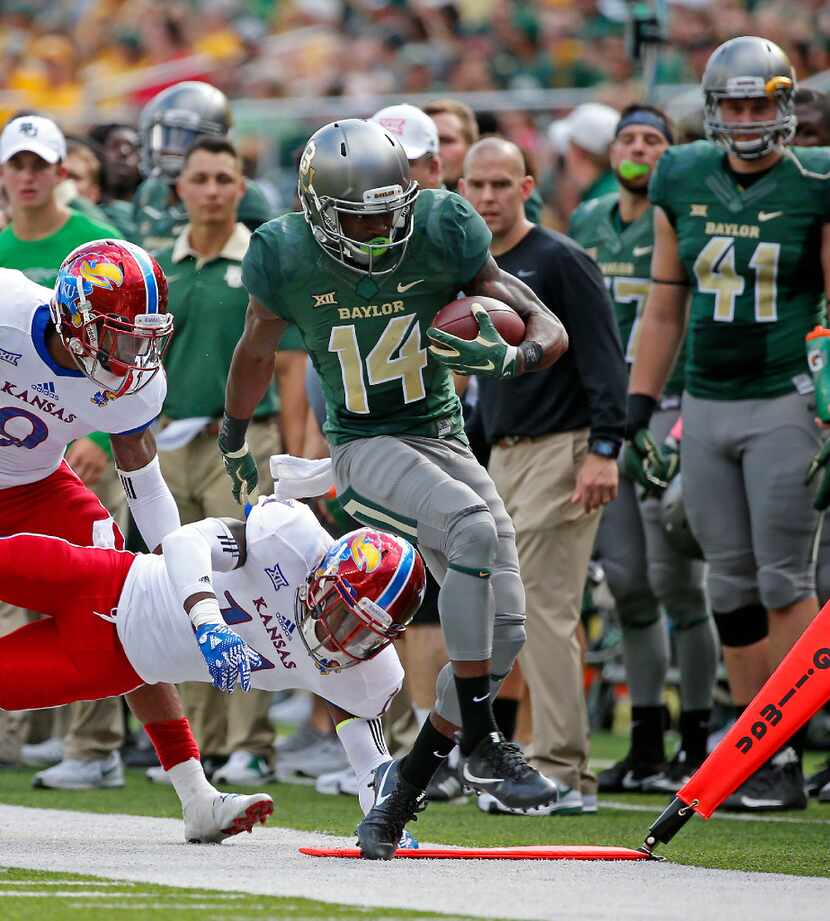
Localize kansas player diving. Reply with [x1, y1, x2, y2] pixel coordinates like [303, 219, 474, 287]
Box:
[0, 498, 426, 840]
[0, 240, 270, 841]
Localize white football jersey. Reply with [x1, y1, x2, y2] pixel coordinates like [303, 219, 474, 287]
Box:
[0, 269, 166, 488]
[116, 497, 404, 718]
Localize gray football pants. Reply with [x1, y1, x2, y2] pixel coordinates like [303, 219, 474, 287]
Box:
[595, 407, 716, 710]
[682, 391, 821, 614]
[332, 434, 526, 727]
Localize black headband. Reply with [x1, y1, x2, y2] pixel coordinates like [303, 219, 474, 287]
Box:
[615, 110, 674, 145]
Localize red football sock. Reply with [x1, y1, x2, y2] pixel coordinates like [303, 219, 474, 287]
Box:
[144, 717, 200, 772]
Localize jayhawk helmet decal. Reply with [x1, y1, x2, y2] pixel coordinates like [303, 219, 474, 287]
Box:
[295, 528, 426, 672]
[51, 239, 173, 399]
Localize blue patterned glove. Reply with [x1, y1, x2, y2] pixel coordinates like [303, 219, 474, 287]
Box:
[427, 303, 519, 378]
[195, 623, 261, 693]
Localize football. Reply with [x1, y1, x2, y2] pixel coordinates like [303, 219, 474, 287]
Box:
[431, 296, 526, 346]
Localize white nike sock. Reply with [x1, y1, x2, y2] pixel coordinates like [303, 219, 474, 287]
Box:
[336, 717, 389, 814]
[167, 757, 217, 808]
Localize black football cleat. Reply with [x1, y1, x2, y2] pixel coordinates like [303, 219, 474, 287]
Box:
[356, 760, 426, 860]
[461, 732, 556, 810]
[721, 748, 807, 812]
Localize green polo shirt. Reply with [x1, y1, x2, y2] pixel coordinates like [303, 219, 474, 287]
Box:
[0, 210, 122, 288]
[155, 223, 303, 420]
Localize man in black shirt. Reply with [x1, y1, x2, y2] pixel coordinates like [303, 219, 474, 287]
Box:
[461, 136, 627, 814]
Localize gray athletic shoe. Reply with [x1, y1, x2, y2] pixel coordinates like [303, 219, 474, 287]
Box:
[33, 751, 124, 790]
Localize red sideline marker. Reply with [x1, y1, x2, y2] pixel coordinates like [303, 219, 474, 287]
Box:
[299, 845, 652, 861]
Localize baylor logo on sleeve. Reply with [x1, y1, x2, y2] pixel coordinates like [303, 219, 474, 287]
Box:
[690, 204, 708, 218]
[313, 291, 338, 308]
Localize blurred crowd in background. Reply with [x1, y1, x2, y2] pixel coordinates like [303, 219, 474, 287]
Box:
[3, 0, 830, 213]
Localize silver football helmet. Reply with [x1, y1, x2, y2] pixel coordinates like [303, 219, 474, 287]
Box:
[702, 36, 796, 160]
[297, 119, 419, 276]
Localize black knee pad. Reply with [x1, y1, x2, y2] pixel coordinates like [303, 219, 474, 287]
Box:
[713, 604, 768, 647]
[445, 507, 499, 576]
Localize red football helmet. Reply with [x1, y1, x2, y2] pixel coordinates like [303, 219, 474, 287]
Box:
[295, 528, 426, 673]
[51, 239, 173, 398]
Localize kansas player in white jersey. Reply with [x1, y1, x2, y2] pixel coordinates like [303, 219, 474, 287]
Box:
[0, 240, 273, 842]
[0, 498, 427, 829]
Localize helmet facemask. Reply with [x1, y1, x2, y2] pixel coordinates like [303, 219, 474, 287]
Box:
[301, 180, 418, 277]
[294, 568, 406, 673]
[704, 75, 795, 160]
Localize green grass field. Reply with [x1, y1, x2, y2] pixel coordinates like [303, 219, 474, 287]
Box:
[0, 867, 488, 921]
[1, 732, 828, 919]
[1, 732, 828, 885]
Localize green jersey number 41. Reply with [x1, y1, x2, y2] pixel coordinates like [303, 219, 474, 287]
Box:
[693, 236, 781, 323]
[329, 314, 428, 414]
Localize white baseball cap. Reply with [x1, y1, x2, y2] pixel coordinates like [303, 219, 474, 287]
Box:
[549, 103, 619, 156]
[371, 104, 439, 160]
[0, 115, 67, 165]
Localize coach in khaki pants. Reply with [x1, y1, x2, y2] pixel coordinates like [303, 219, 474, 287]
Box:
[152, 136, 307, 784]
[461, 137, 627, 810]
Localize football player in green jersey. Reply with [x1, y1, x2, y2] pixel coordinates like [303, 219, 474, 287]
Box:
[629, 36, 830, 811]
[570, 106, 717, 794]
[133, 81, 273, 250]
[220, 118, 568, 857]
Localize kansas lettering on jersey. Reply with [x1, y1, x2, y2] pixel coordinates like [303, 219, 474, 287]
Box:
[242, 189, 492, 444]
[0, 270, 165, 488]
[569, 193, 685, 397]
[650, 141, 830, 401]
[117, 498, 404, 716]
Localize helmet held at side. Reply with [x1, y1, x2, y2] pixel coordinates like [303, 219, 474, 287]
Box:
[138, 80, 232, 181]
[660, 474, 704, 561]
[295, 527, 426, 673]
[702, 36, 796, 160]
[297, 119, 419, 276]
[51, 239, 173, 399]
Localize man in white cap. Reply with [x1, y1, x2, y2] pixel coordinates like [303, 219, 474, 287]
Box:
[550, 102, 619, 206]
[371, 104, 443, 190]
[0, 115, 120, 285]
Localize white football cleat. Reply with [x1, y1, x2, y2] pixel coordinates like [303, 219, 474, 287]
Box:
[184, 791, 274, 843]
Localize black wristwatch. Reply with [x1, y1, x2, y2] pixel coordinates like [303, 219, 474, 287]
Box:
[589, 438, 621, 460]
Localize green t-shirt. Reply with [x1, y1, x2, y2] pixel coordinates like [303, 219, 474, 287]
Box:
[581, 170, 618, 204]
[99, 199, 138, 240]
[133, 176, 273, 251]
[155, 230, 303, 420]
[242, 189, 492, 445]
[0, 210, 123, 288]
[569, 192, 685, 396]
[650, 141, 830, 400]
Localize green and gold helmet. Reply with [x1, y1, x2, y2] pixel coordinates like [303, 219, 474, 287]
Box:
[297, 119, 419, 276]
[702, 36, 796, 160]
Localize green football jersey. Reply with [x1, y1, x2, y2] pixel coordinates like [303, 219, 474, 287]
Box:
[242, 189, 492, 444]
[650, 141, 830, 401]
[569, 192, 685, 396]
[133, 176, 273, 250]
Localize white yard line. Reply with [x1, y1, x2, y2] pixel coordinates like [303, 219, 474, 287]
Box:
[0, 804, 827, 921]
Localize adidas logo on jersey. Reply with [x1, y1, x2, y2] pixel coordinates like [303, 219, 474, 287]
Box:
[31, 381, 58, 400]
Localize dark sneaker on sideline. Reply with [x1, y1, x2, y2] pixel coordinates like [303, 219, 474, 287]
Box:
[597, 754, 664, 793]
[722, 748, 807, 812]
[356, 760, 426, 860]
[806, 759, 830, 798]
[641, 750, 704, 794]
[461, 732, 556, 810]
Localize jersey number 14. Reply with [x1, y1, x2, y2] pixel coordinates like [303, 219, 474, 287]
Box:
[329, 315, 428, 414]
[693, 236, 780, 323]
